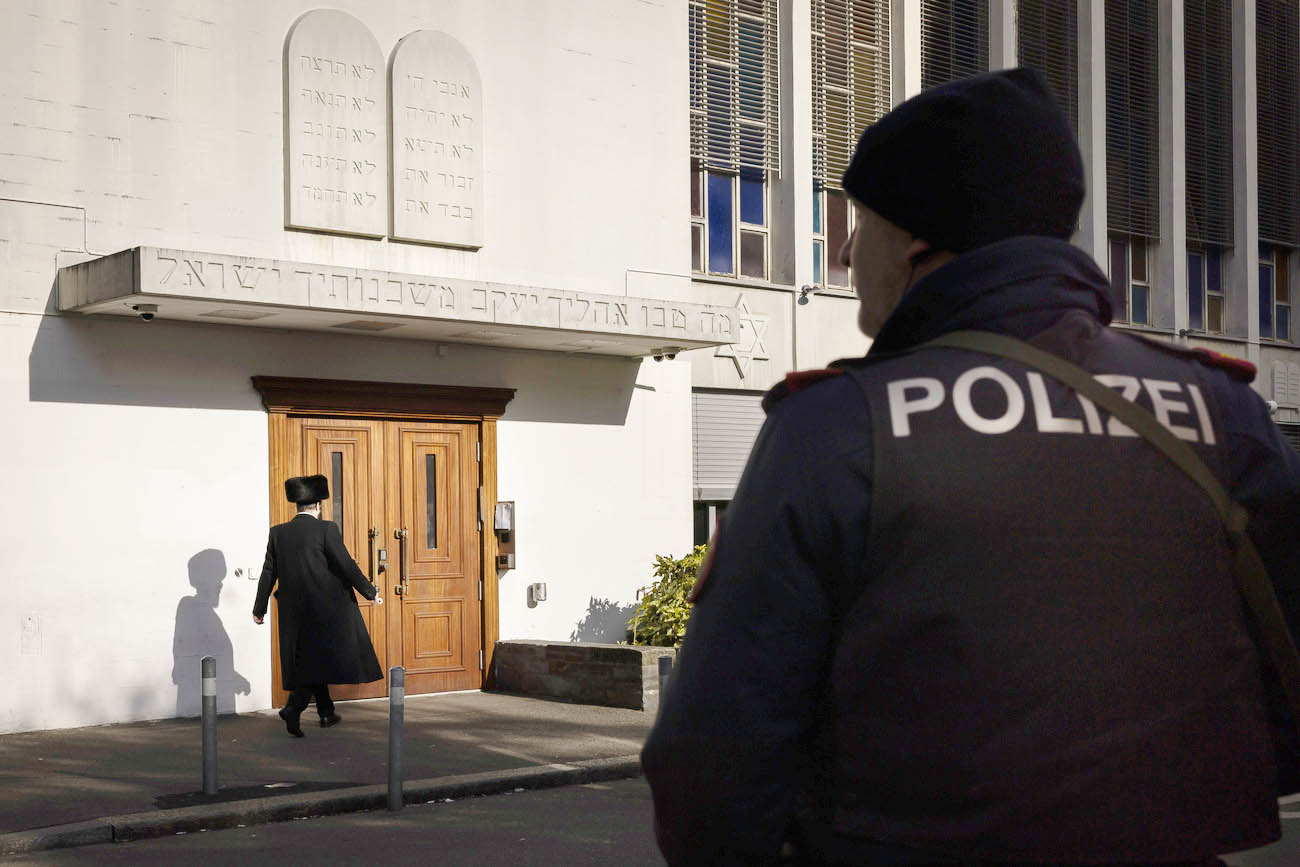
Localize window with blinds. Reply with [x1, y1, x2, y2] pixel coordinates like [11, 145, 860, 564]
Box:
[920, 0, 988, 91]
[689, 0, 779, 279]
[1184, 0, 1233, 247]
[689, 0, 780, 174]
[1104, 0, 1159, 239]
[811, 0, 891, 190]
[1017, 0, 1078, 136]
[1257, 0, 1300, 247]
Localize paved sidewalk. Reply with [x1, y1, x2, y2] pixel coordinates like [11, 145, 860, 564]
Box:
[0, 691, 652, 855]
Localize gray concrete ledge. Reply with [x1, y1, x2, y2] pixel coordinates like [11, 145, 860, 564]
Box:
[493, 640, 678, 711]
[0, 754, 642, 856]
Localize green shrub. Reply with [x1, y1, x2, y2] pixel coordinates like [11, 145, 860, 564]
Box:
[627, 545, 707, 646]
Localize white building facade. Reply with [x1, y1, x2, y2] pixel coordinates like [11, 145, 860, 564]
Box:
[2, 1, 1298, 733]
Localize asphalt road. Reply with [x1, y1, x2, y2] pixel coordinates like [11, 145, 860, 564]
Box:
[9, 780, 1300, 866]
[8, 778, 664, 866]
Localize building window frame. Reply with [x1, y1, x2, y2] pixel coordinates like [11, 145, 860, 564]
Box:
[689, 0, 779, 282]
[812, 182, 854, 289]
[693, 162, 770, 279]
[1260, 243, 1293, 342]
[1187, 244, 1225, 334]
[1110, 234, 1151, 327]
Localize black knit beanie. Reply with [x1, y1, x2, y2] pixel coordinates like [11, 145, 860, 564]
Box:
[841, 67, 1084, 253]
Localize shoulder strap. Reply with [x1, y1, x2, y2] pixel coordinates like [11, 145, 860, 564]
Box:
[924, 329, 1300, 727]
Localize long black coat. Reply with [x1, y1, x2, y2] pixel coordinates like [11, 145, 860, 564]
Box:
[253, 514, 383, 689]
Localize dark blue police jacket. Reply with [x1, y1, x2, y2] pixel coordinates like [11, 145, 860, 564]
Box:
[641, 236, 1300, 866]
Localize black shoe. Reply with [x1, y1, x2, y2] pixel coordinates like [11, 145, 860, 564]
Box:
[278, 707, 304, 738]
[319, 713, 342, 728]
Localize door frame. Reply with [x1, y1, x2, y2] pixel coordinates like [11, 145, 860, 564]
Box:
[251, 375, 515, 702]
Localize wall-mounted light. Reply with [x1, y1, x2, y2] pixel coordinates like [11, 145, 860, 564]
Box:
[797, 285, 823, 306]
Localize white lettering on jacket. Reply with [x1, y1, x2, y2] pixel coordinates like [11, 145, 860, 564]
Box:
[886, 368, 1216, 443]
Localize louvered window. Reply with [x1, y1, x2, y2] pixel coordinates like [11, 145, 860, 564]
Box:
[1184, 0, 1233, 247]
[1257, 0, 1300, 247]
[689, 0, 780, 174]
[1104, 0, 1159, 239]
[920, 0, 988, 90]
[812, 0, 891, 189]
[811, 0, 890, 287]
[1017, 0, 1078, 136]
[690, 0, 780, 280]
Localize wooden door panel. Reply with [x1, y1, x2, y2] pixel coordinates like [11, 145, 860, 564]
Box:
[299, 419, 387, 701]
[387, 421, 481, 693]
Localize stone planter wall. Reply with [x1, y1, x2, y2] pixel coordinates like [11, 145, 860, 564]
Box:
[491, 640, 679, 712]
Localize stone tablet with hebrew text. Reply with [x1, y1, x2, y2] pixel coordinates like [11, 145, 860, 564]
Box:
[390, 30, 484, 249]
[285, 10, 387, 237]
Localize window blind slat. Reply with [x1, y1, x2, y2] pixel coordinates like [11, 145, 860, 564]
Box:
[1185, 0, 1233, 246]
[1017, 0, 1078, 137]
[1105, 0, 1160, 239]
[1257, 0, 1300, 246]
[689, 0, 781, 174]
[812, 0, 891, 188]
[921, 0, 989, 91]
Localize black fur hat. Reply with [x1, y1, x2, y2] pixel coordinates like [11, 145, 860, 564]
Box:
[285, 474, 329, 505]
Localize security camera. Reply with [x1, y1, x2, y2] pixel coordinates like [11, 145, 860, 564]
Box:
[132, 303, 158, 322]
[664, 351, 678, 360]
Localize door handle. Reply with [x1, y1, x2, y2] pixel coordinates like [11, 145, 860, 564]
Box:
[368, 527, 379, 582]
[393, 527, 409, 596]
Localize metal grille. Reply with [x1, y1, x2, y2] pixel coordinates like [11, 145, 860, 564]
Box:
[1017, 0, 1078, 136]
[1257, 0, 1300, 246]
[689, 0, 781, 173]
[1185, 0, 1234, 246]
[920, 0, 988, 91]
[1105, 0, 1160, 238]
[812, 0, 892, 188]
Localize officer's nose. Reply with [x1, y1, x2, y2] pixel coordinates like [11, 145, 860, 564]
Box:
[838, 227, 854, 269]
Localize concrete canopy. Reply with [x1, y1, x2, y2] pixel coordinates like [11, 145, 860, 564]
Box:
[57, 247, 738, 358]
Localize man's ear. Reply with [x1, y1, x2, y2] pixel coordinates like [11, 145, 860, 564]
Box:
[905, 238, 933, 267]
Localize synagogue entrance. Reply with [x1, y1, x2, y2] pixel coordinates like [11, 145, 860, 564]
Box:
[252, 377, 514, 704]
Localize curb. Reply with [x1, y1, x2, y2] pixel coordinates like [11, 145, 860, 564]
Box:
[0, 754, 643, 856]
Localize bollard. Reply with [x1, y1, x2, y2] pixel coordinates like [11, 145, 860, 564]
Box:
[658, 654, 674, 696]
[201, 656, 217, 796]
[388, 666, 405, 811]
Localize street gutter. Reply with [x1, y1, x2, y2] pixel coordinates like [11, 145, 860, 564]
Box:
[0, 754, 642, 856]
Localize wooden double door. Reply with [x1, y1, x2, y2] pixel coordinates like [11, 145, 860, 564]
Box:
[273, 417, 484, 702]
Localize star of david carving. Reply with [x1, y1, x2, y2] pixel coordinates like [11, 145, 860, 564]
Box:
[714, 294, 770, 379]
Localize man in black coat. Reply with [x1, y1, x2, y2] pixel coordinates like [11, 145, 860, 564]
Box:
[253, 474, 383, 737]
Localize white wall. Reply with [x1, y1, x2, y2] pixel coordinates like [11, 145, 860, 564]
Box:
[0, 0, 695, 733]
[1, 311, 691, 733]
[0, 0, 689, 307]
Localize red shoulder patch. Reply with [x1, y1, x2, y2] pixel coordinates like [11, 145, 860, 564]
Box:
[1191, 348, 1256, 383]
[687, 526, 720, 603]
[783, 367, 846, 395]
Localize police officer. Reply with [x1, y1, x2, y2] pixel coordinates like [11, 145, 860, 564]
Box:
[642, 69, 1300, 865]
[253, 474, 383, 737]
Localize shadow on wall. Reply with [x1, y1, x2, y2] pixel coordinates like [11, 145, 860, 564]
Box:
[570, 596, 639, 643]
[172, 549, 250, 717]
[28, 309, 641, 425]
